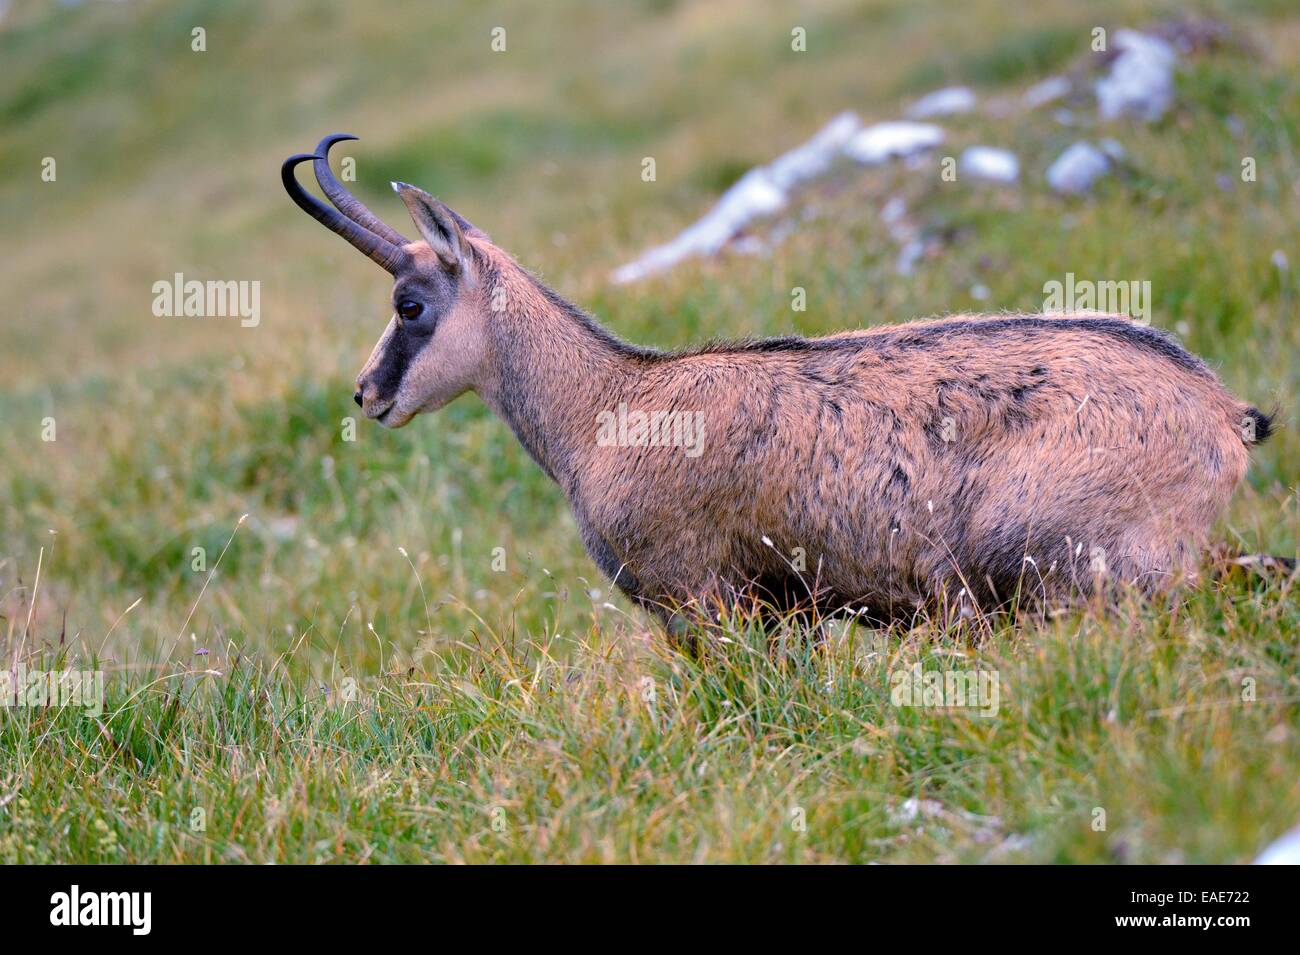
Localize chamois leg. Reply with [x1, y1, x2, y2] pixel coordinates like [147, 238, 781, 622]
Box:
[1206, 542, 1298, 583]
[637, 596, 715, 656]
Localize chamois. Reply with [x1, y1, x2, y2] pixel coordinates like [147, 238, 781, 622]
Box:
[283, 134, 1273, 634]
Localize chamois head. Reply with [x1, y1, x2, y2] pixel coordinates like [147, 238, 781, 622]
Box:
[282, 134, 487, 428]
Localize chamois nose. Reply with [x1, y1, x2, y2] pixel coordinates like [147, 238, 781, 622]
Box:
[353, 390, 363, 407]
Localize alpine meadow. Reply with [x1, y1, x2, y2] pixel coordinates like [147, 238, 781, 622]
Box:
[1, 0, 1298, 867]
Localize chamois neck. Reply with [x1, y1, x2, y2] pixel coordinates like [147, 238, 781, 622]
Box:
[474, 247, 645, 490]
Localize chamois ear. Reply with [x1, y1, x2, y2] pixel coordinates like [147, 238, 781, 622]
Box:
[391, 182, 465, 272]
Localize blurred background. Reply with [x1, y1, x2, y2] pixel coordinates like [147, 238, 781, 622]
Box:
[1, 0, 1296, 670]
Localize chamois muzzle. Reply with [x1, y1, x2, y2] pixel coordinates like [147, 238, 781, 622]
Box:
[281, 136, 411, 273]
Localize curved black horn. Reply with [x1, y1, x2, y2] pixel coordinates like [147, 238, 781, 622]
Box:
[313, 133, 410, 247]
[281, 153, 409, 273]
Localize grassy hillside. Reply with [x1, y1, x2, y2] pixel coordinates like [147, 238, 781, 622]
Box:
[0, 0, 1297, 863]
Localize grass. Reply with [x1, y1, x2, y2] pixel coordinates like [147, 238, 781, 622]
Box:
[1, 0, 1298, 863]
[3, 583, 1297, 863]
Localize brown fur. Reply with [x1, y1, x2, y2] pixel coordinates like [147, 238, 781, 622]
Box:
[341, 188, 1270, 631]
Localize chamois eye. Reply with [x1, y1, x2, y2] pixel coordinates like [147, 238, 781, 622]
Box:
[396, 300, 423, 321]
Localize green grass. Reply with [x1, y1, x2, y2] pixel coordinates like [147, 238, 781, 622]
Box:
[1, 0, 1298, 862]
[900, 23, 1085, 92]
[3, 585, 1297, 863]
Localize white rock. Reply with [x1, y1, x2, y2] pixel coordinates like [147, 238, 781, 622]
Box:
[959, 146, 1020, 183]
[1098, 138, 1127, 161]
[880, 196, 907, 227]
[764, 110, 862, 190]
[611, 112, 861, 284]
[1254, 825, 1300, 864]
[1096, 29, 1177, 122]
[844, 121, 945, 166]
[889, 798, 943, 824]
[1046, 141, 1112, 195]
[906, 86, 976, 119]
[1023, 75, 1071, 108]
[728, 234, 766, 256]
[895, 238, 926, 276]
[609, 161, 785, 284]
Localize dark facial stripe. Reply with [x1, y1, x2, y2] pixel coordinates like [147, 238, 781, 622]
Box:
[370, 321, 420, 404]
